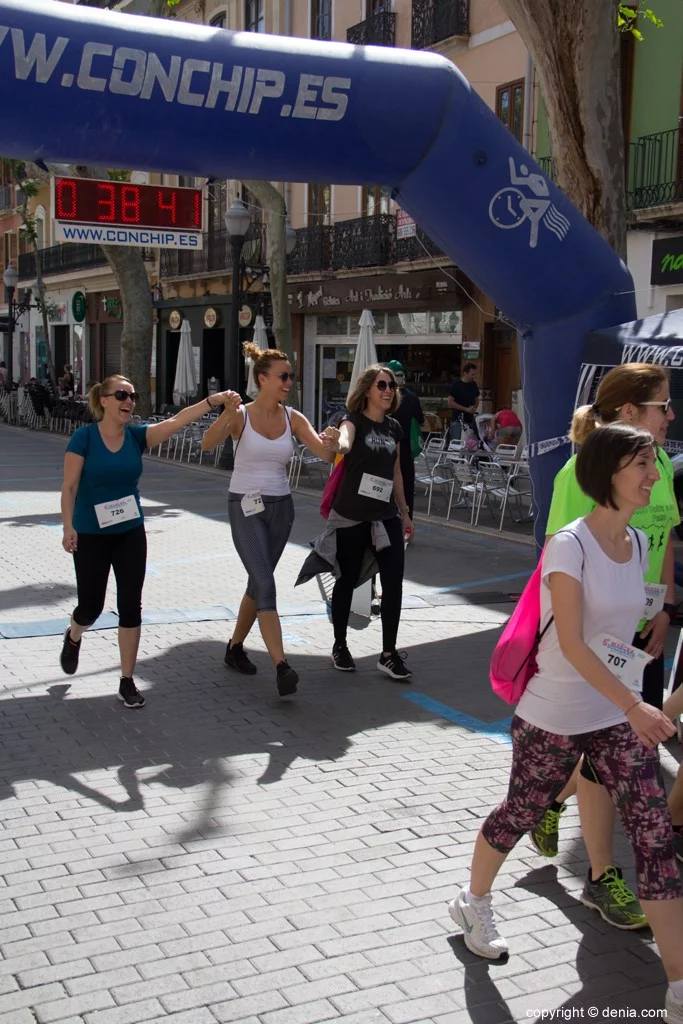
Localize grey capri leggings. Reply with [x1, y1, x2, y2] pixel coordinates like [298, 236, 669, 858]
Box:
[228, 494, 295, 612]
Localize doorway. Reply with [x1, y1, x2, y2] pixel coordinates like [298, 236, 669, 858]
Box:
[202, 328, 225, 394]
[53, 324, 70, 380]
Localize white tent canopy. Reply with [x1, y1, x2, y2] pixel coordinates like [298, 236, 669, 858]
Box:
[349, 309, 378, 392]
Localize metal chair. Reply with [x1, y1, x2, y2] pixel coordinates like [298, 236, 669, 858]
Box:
[450, 459, 489, 525]
[477, 460, 533, 530]
[414, 453, 457, 517]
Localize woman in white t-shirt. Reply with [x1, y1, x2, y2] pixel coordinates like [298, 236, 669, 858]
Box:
[448, 424, 683, 1023]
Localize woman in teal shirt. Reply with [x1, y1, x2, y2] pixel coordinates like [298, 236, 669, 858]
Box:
[60, 374, 237, 707]
[532, 362, 678, 931]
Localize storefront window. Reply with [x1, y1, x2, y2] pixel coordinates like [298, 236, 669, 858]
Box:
[316, 315, 349, 336]
[387, 312, 429, 336]
[318, 344, 355, 427]
[430, 311, 462, 335]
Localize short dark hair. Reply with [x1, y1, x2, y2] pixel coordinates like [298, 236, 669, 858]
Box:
[575, 423, 656, 509]
[462, 362, 477, 375]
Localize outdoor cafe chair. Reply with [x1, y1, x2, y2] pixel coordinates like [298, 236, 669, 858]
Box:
[414, 452, 457, 517]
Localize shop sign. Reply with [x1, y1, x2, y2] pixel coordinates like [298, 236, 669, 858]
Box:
[239, 305, 253, 327]
[71, 291, 86, 323]
[204, 307, 220, 328]
[169, 309, 183, 330]
[396, 209, 416, 240]
[462, 340, 481, 359]
[287, 270, 466, 314]
[651, 236, 683, 286]
[102, 295, 123, 320]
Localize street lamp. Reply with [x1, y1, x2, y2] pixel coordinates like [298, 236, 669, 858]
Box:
[2, 262, 19, 384]
[224, 198, 252, 394]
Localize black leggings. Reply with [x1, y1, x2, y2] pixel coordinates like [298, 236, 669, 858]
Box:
[72, 525, 147, 629]
[331, 517, 405, 652]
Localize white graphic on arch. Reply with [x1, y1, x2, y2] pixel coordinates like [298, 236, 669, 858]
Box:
[488, 157, 571, 248]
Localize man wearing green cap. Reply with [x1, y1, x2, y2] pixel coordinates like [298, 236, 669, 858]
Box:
[388, 360, 425, 522]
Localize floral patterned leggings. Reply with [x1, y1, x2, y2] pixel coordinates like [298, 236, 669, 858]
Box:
[482, 716, 681, 901]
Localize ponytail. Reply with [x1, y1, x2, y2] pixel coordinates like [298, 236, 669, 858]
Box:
[569, 404, 599, 445]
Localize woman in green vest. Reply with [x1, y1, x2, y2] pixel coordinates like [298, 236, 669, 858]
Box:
[530, 362, 678, 931]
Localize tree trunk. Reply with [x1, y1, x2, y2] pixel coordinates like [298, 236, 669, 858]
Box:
[242, 179, 299, 409]
[499, 0, 627, 257]
[100, 245, 154, 419]
[31, 244, 58, 393]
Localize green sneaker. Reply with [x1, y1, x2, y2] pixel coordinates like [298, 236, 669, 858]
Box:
[529, 803, 566, 857]
[580, 866, 648, 930]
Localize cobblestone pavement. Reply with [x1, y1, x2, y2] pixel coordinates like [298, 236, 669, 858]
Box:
[0, 424, 678, 1024]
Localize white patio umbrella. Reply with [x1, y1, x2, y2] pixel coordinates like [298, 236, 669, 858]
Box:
[349, 309, 378, 392]
[172, 320, 197, 406]
[246, 314, 268, 399]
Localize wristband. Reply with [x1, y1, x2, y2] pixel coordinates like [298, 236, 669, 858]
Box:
[206, 397, 213, 410]
[625, 699, 642, 716]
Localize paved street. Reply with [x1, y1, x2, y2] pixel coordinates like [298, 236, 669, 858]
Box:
[0, 424, 678, 1024]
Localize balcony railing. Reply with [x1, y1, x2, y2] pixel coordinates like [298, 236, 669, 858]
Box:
[160, 224, 266, 278]
[287, 214, 444, 274]
[412, 0, 469, 48]
[18, 243, 112, 279]
[628, 125, 683, 211]
[347, 10, 396, 46]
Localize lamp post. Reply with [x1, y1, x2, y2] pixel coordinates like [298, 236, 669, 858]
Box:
[224, 198, 252, 394]
[2, 262, 19, 384]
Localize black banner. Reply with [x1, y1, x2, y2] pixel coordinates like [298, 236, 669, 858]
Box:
[651, 235, 683, 287]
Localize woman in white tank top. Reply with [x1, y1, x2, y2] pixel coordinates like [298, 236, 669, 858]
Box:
[202, 342, 338, 697]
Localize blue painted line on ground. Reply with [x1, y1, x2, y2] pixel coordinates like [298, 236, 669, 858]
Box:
[402, 691, 512, 745]
[431, 571, 530, 595]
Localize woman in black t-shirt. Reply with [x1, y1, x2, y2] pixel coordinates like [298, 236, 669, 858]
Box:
[329, 365, 413, 680]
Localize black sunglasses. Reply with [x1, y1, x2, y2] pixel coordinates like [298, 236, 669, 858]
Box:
[272, 372, 295, 382]
[107, 389, 140, 402]
[376, 379, 397, 392]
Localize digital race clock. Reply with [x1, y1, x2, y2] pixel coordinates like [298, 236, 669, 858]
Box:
[52, 176, 204, 250]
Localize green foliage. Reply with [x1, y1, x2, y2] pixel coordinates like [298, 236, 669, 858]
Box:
[618, 3, 663, 40]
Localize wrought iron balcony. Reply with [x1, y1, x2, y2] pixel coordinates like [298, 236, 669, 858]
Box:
[287, 224, 333, 275]
[18, 243, 111, 279]
[396, 225, 445, 262]
[347, 10, 396, 46]
[628, 125, 683, 211]
[287, 215, 444, 274]
[537, 156, 554, 180]
[160, 224, 266, 278]
[332, 214, 396, 271]
[412, 0, 469, 48]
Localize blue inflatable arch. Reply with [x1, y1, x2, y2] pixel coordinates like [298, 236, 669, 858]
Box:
[0, 0, 637, 543]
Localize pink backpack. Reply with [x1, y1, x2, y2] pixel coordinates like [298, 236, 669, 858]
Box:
[320, 458, 345, 520]
[489, 560, 550, 704]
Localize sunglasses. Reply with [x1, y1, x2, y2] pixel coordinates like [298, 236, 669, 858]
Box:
[375, 380, 397, 392]
[107, 389, 140, 402]
[640, 398, 673, 414]
[272, 372, 295, 382]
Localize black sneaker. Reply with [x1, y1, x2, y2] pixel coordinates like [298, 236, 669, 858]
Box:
[60, 627, 81, 675]
[276, 661, 298, 696]
[377, 650, 412, 682]
[332, 642, 356, 672]
[118, 677, 145, 708]
[224, 640, 257, 675]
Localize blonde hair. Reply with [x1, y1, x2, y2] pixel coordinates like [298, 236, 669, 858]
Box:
[242, 342, 289, 389]
[346, 364, 401, 416]
[570, 363, 668, 445]
[88, 374, 133, 421]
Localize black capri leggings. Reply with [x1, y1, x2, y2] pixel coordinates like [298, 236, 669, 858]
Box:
[72, 525, 147, 629]
[228, 494, 295, 612]
[331, 516, 405, 652]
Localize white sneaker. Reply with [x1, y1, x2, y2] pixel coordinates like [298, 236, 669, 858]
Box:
[448, 888, 508, 960]
[665, 989, 683, 1024]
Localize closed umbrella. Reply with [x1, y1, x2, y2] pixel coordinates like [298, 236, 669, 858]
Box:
[246, 314, 268, 399]
[349, 309, 378, 392]
[172, 320, 197, 406]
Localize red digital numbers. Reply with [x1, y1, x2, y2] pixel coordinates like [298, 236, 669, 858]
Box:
[158, 189, 177, 225]
[54, 177, 203, 231]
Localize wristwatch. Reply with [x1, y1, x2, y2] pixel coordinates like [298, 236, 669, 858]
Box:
[663, 602, 677, 621]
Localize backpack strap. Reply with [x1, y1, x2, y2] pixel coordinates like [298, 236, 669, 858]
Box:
[539, 529, 586, 638]
[629, 526, 642, 562]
